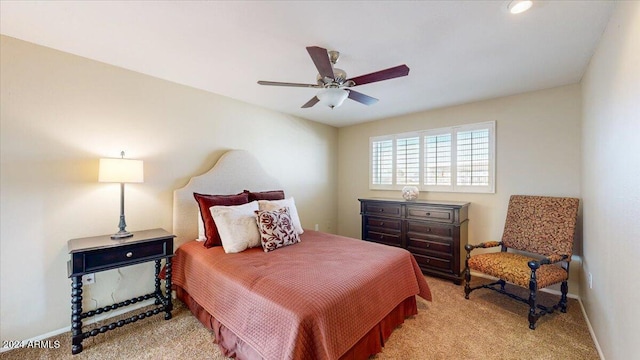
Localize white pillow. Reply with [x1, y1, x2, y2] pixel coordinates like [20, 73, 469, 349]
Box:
[210, 201, 261, 253]
[258, 197, 304, 234]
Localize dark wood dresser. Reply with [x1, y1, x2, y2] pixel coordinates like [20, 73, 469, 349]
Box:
[359, 198, 469, 284]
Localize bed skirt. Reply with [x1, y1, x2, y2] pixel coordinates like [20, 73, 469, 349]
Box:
[176, 286, 417, 360]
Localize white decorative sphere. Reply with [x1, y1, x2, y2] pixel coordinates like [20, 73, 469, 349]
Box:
[402, 186, 419, 201]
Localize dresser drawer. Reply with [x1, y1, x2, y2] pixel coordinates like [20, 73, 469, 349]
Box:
[406, 221, 453, 238]
[406, 205, 455, 223]
[363, 202, 402, 218]
[364, 230, 402, 247]
[412, 253, 453, 273]
[365, 216, 402, 231]
[74, 239, 172, 274]
[407, 237, 452, 257]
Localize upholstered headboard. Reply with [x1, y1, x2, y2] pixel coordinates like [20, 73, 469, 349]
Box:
[172, 150, 281, 248]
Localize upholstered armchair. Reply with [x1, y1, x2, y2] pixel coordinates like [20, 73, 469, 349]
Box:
[464, 195, 580, 329]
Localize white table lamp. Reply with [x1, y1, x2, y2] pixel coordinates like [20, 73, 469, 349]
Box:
[99, 151, 144, 239]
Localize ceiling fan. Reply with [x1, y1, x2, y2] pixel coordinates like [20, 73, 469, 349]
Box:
[257, 46, 410, 109]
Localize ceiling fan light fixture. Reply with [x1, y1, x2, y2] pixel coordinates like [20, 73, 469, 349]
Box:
[507, 0, 532, 14]
[317, 88, 348, 109]
[258, 46, 410, 109]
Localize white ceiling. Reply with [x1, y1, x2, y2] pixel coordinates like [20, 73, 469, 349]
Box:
[0, 1, 614, 127]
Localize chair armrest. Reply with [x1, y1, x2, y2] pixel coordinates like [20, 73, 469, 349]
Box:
[528, 254, 569, 270]
[464, 241, 502, 254]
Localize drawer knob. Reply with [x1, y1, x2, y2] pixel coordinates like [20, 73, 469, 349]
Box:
[426, 212, 431, 216]
[379, 209, 384, 212]
[379, 222, 384, 226]
[425, 243, 430, 248]
[126, 252, 133, 258]
[425, 258, 430, 263]
[427, 227, 431, 232]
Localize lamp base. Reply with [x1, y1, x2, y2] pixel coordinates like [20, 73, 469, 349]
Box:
[110, 231, 133, 240]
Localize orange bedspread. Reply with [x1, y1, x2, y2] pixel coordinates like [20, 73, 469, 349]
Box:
[171, 230, 431, 360]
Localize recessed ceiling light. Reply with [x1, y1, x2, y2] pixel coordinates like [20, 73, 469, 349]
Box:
[508, 0, 533, 14]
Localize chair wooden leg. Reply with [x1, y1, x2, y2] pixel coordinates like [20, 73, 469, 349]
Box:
[560, 281, 568, 313]
[464, 253, 472, 299]
[528, 266, 539, 330]
[464, 273, 471, 299]
[528, 291, 538, 329]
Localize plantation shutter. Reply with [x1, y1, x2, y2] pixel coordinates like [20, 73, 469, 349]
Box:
[371, 139, 393, 185]
[396, 136, 420, 185]
[424, 133, 452, 186]
[456, 129, 489, 186]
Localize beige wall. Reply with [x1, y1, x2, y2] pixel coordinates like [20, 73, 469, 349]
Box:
[0, 35, 338, 341]
[581, 2, 640, 359]
[337, 84, 583, 292]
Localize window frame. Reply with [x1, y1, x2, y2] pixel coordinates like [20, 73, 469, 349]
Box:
[369, 121, 496, 193]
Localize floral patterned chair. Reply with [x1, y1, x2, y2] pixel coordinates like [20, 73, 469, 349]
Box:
[464, 195, 580, 329]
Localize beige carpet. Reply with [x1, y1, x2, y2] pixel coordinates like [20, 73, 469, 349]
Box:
[0, 276, 599, 360]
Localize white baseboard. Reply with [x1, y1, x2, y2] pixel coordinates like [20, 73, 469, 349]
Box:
[577, 298, 605, 360]
[539, 286, 579, 299]
[0, 299, 155, 354]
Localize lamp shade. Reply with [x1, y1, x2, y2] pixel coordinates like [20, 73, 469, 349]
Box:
[317, 88, 349, 109]
[98, 158, 144, 183]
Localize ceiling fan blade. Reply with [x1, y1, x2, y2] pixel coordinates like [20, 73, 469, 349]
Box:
[347, 64, 410, 86]
[306, 46, 334, 80]
[258, 80, 321, 88]
[301, 96, 320, 108]
[347, 90, 379, 105]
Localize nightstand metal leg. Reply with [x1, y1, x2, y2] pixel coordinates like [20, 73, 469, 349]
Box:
[71, 275, 83, 354]
[164, 257, 173, 320]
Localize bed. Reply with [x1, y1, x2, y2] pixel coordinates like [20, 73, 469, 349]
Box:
[171, 150, 432, 360]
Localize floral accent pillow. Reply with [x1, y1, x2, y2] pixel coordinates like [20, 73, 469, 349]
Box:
[255, 207, 300, 252]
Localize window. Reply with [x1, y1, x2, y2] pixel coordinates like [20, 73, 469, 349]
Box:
[370, 121, 495, 193]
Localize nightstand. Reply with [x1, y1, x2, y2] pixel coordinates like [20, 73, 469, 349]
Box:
[67, 228, 175, 355]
